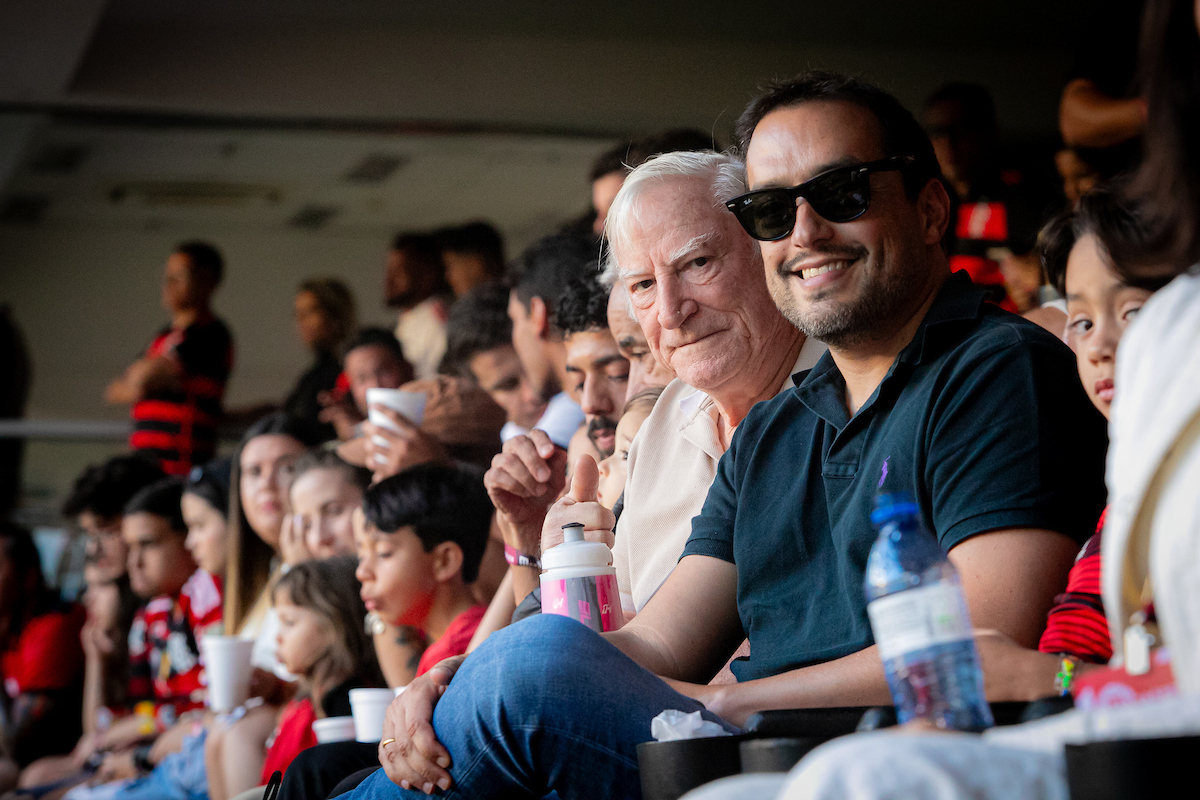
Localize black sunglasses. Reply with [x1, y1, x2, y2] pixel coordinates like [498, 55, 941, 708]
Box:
[725, 156, 916, 241]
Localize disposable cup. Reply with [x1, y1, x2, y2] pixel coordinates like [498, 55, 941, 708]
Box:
[312, 716, 357, 744]
[366, 389, 428, 464]
[394, 686, 407, 697]
[201, 635, 256, 712]
[350, 688, 396, 743]
[366, 388, 426, 431]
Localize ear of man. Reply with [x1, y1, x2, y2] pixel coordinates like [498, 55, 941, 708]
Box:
[529, 296, 550, 339]
[917, 178, 953, 247]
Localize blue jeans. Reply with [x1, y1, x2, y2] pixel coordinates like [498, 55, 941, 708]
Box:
[344, 613, 735, 800]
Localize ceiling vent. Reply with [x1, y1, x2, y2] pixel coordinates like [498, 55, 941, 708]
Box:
[290, 205, 339, 230]
[343, 154, 408, 184]
[28, 143, 90, 175]
[0, 194, 50, 224]
[109, 182, 282, 207]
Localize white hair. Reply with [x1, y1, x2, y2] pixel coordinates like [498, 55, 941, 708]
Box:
[598, 150, 748, 292]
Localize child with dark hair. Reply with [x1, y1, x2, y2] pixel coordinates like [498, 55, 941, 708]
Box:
[271, 466, 493, 800]
[0, 522, 86, 780]
[356, 464, 491, 676]
[260, 557, 384, 782]
[1032, 185, 1172, 664]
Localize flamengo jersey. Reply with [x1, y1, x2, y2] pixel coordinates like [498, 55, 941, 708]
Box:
[130, 318, 233, 475]
[124, 570, 223, 725]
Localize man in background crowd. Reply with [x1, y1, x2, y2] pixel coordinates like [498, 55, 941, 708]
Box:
[436, 222, 506, 299]
[554, 275, 629, 458]
[106, 242, 233, 476]
[440, 282, 545, 441]
[385, 233, 451, 380]
[504, 232, 593, 448]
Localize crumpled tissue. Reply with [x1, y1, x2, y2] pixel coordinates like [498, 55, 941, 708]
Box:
[650, 709, 730, 742]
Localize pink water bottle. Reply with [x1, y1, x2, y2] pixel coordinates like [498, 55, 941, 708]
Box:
[540, 522, 625, 632]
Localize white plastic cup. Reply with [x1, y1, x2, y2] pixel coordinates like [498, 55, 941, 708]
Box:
[349, 688, 396, 743]
[365, 388, 428, 465]
[366, 388, 426, 431]
[200, 635, 256, 712]
[312, 716, 357, 744]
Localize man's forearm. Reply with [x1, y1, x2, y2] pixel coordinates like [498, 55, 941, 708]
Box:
[697, 647, 891, 727]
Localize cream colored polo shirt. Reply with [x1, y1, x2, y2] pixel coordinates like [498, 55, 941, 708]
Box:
[612, 337, 827, 613]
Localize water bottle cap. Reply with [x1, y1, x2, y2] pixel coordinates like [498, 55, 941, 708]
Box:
[543, 523, 613, 571]
[561, 522, 585, 543]
[870, 492, 919, 525]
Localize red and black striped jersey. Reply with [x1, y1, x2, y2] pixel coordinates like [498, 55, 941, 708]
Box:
[130, 318, 233, 475]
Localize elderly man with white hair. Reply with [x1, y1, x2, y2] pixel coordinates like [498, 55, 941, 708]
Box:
[484, 150, 823, 616]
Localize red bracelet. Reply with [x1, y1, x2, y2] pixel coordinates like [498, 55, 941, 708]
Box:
[504, 544, 541, 569]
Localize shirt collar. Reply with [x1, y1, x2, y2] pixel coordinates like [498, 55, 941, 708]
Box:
[793, 271, 988, 429]
[896, 271, 988, 366]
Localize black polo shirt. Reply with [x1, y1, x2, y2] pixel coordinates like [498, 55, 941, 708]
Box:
[682, 271, 1107, 683]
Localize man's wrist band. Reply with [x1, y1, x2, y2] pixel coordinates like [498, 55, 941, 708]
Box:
[504, 544, 540, 569]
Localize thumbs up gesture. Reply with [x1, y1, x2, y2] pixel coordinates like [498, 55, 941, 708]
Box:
[541, 455, 617, 554]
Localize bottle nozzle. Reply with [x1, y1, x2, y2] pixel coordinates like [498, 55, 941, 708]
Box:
[561, 522, 585, 543]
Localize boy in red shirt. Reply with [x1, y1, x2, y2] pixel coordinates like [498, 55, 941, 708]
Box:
[270, 465, 492, 800]
[356, 464, 492, 675]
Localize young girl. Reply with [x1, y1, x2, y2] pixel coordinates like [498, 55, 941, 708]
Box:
[287, 450, 369, 560]
[261, 557, 383, 782]
[596, 388, 663, 512]
[182, 458, 231, 587]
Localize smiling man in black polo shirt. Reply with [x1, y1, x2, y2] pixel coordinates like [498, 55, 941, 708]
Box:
[343, 72, 1106, 800]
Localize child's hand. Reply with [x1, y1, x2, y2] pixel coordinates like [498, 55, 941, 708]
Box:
[541, 456, 616, 554]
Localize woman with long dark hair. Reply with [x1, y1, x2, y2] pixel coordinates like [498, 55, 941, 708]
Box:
[206, 413, 320, 800]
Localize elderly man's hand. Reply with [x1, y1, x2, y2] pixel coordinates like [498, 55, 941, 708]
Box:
[363, 405, 448, 482]
[379, 656, 465, 794]
[484, 430, 567, 555]
[542, 456, 615, 552]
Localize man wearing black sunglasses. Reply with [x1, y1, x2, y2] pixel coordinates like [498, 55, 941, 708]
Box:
[333, 74, 1107, 800]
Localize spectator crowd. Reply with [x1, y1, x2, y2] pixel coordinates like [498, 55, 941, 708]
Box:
[3, 1, 1200, 797]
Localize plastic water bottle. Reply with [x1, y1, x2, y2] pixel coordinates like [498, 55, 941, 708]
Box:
[540, 522, 625, 632]
[864, 493, 994, 731]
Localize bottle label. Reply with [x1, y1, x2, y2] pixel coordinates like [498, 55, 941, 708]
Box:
[541, 574, 624, 632]
[868, 582, 973, 661]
